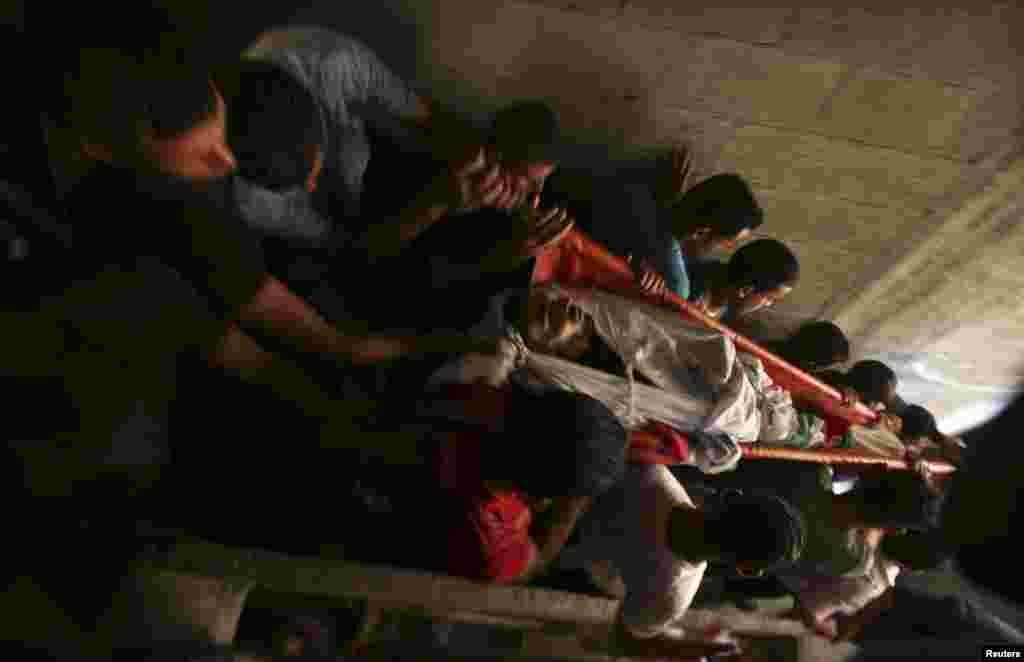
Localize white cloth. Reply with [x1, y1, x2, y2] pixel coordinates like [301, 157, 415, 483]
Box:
[559, 465, 707, 638]
[848, 425, 906, 458]
[541, 284, 798, 443]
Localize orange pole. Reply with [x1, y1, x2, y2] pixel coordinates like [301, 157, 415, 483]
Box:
[535, 229, 877, 426]
[741, 444, 956, 474]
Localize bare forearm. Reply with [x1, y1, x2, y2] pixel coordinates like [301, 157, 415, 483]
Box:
[836, 587, 895, 642]
[208, 323, 337, 420]
[239, 275, 493, 367]
[530, 496, 592, 570]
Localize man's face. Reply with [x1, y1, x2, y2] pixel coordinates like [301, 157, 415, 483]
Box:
[141, 85, 237, 181]
[525, 291, 592, 359]
[733, 284, 793, 316]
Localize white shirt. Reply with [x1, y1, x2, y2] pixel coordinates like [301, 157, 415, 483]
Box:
[560, 465, 707, 637]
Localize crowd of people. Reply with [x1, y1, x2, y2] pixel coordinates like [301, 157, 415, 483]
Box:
[1, 7, 1012, 661]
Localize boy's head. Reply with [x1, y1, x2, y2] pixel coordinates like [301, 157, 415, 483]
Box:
[900, 405, 938, 443]
[222, 59, 325, 193]
[490, 102, 561, 194]
[846, 360, 899, 410]
[784, 321, 851, 373]
[669, 490, 806, 576]
[879, 530, 950, 573]
[62, 8, 237, 180]
[849, 469, 936, 531]
[670, 174, 763, 257]
[721, 239, 799, 315]
[483, 388, 628, 499]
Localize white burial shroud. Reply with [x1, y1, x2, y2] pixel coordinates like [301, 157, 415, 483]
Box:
[519, 284, 798, 443]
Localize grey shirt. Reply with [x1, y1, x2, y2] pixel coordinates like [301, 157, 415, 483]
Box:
[240, 26, 425, 237]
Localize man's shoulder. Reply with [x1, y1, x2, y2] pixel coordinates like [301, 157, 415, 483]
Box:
[245, 26, 351, 59]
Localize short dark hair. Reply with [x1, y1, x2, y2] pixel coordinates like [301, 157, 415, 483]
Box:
[225, 60, 325, 191]
[485, 387, 627, 498]
[852, 471, 933, 530]
[726, 239, 799, 293]
[60, 7, 217, 149]
[879, 531, 950, 572]
[702, 490, 806, 572]
[901, 405, 938, 440]
[784, 321, 851, 371]
[490, 102, 561, 165]
[846, 360, 897, 406]
[670, 173, 764, 239]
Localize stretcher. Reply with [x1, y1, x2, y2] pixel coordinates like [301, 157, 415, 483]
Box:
[533, 228, 955, 474]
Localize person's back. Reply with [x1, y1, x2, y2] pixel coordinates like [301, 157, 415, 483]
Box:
[417, 383, 629, 583]
[562, 470, 805, 651]
[242, 26, 429, 221]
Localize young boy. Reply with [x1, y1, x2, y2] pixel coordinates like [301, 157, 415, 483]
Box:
[585, 163, 764, 301]
[558, 466, 805, 652]
[687, 239, 800, 320]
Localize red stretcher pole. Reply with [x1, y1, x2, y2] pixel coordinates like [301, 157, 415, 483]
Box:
[742, 444, 956, 474]
[533, 230, 958, 474]
[533, 228, 877, 425]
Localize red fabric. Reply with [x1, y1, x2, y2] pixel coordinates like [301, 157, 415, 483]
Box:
[629, 423, 691, 465]
[822, 412, 852, 447]
[431, 383, 536, 583]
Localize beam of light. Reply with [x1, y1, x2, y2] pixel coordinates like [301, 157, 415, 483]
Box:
[937, 398, 1015, 436]
[866, 352, 1021, 435]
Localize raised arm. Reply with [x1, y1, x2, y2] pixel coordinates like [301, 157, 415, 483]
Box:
[238, 273, 501, 369]
[517, 495, 593, 582]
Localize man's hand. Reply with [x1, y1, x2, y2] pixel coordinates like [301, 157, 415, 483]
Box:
[475, 206, 575, 274]
[523, 205, 574, 254]
[878, 412, 903, 436]
[839, 386, 861, 407]
[490, 170, 534, 212]
[446, 147, 509, 211]
[627, 255, 668, 298]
